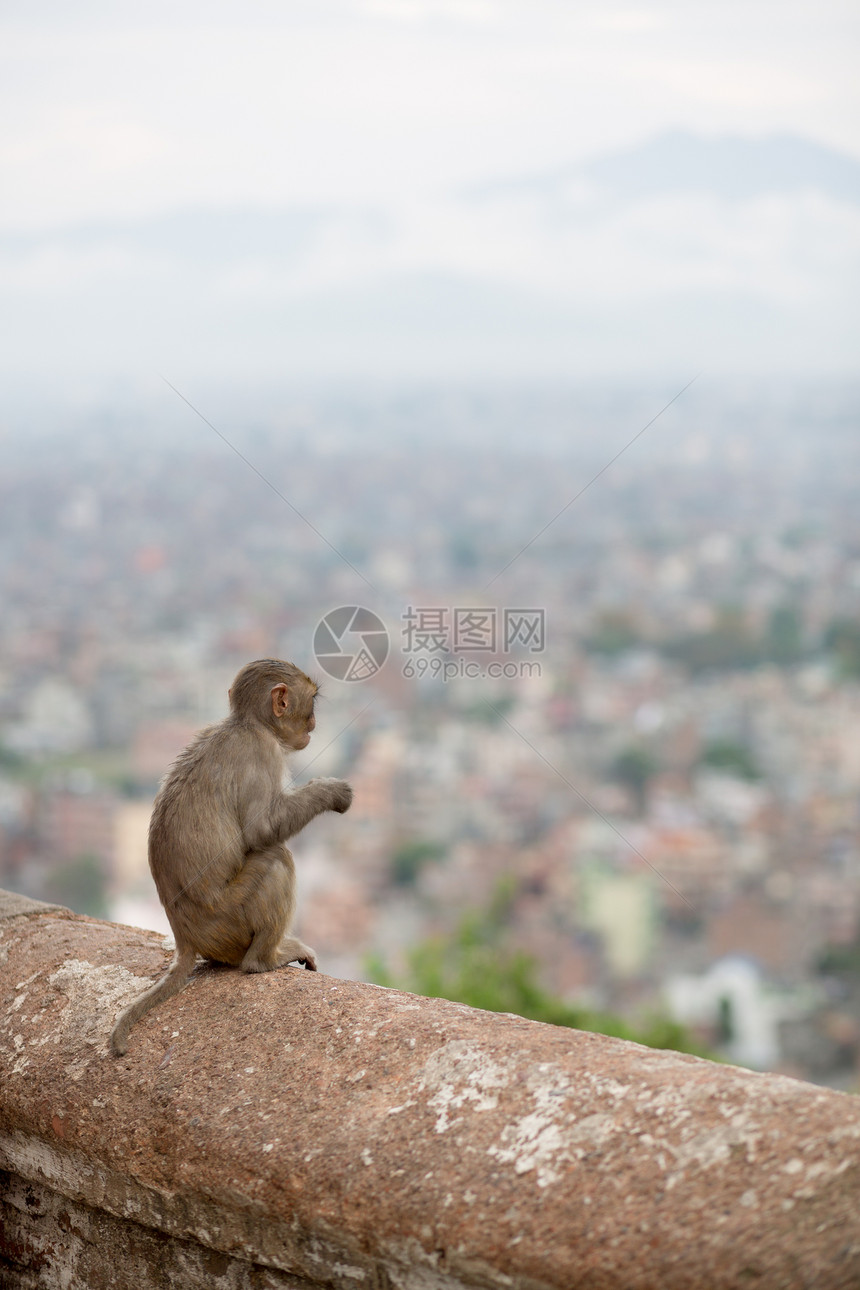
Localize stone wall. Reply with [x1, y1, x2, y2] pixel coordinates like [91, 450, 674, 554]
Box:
[1, 890, 859, 1289]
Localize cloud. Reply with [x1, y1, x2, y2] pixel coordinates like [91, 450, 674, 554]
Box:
[1, 176, 856, 383]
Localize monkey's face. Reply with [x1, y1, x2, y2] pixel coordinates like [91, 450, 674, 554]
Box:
[271, 680, 318, 750]
[289, 702, 316, 751]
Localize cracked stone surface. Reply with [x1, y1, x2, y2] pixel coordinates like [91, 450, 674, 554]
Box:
[1, 892, 859, 1289]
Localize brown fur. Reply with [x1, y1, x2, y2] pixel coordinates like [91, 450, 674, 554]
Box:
[110, 659, 352, 1056]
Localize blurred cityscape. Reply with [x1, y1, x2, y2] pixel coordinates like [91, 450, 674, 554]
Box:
[1, 378, 859, 1088]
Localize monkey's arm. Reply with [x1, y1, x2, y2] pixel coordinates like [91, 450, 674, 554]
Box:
[240, 778, 352, 852]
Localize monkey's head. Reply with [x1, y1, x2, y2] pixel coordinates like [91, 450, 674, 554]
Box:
[228, 658, 319, 750]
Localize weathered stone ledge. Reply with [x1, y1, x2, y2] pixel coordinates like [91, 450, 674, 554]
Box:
[1, 889, 859, 1290]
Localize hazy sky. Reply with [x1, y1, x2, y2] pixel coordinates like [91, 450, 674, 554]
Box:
[1, 0, 858, 390]
[3, 0, 857, 225]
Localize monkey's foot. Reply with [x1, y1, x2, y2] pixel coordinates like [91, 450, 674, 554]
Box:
[274, 935, 316, 971]
[284, 942, 317, 972]
[242, 937, 318, 973]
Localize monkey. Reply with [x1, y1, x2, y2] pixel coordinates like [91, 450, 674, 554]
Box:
[110, 658, 352, 1056]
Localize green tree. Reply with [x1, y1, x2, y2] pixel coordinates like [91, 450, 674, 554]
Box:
[817, 933, 860, 976]
[42, 853, 109, 919]
[367, 883, 713, 1058]
[449, 533, 478, 571]
[464, 695, 515, 724]
[700, 739, 761, 781]
[664, 607, 760, 673]
[764, 605, 804, 665]
[0, 742, 25, 773]
[586, 610, 640, 656]
[610, 745, 659, 815]
[390, 838, 446, 887]
[825, 618, 860, 679]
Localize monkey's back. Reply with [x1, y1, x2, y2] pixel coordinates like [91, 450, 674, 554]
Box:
[148, 719, 282, 914]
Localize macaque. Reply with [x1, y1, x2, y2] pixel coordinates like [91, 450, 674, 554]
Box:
[110, 659, 352, 1056]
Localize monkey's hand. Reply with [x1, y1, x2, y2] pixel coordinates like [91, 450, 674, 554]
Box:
[312, 778, 353, 813]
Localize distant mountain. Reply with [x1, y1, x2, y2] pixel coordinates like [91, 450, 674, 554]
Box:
[472, 131, 860, 206]
[1, 131, 856, 383]
[0, 206, 386, 259]
[5, 133, 857, 264]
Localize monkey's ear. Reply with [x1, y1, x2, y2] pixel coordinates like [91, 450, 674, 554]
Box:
[271, 683, 289, 717]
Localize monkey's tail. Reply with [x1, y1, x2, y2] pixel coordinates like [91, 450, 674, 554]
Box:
[109, 946, 198, 1057]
